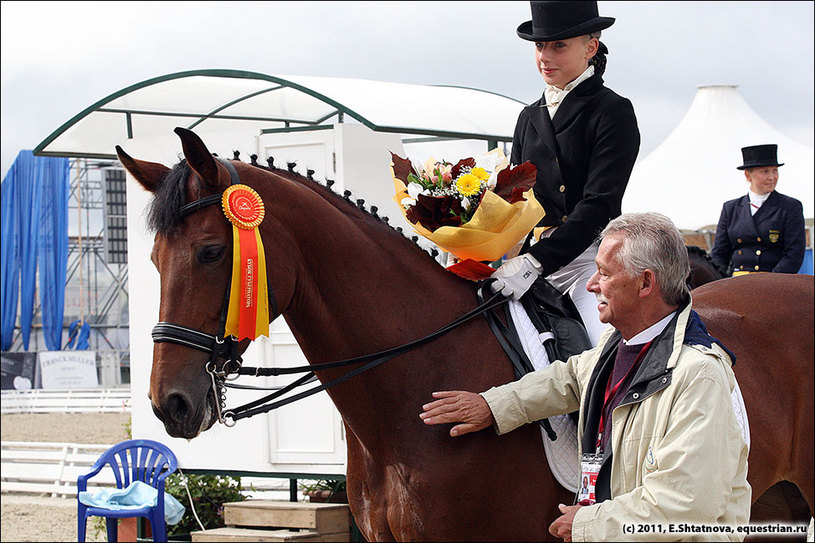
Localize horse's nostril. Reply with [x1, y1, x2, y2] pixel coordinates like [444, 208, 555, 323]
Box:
[166, 392, 190, 424]
[151, 402, 166, 423]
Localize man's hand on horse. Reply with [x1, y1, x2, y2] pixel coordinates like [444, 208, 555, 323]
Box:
[420, 391, 493, 437]
[549, 503, 582, 542]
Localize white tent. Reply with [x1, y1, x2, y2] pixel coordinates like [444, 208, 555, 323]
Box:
[623, 85, 814, 230]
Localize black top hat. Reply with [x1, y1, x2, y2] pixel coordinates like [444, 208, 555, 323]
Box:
[737, 144, 784, 170]
[517, 1, 615, 42]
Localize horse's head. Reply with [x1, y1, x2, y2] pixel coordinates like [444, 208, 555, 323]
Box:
[116, 128, 294, 438]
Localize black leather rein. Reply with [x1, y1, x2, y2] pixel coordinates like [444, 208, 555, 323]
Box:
[150, 158, 510, 427]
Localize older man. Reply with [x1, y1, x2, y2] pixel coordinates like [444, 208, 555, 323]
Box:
[421, 212, 751, 541]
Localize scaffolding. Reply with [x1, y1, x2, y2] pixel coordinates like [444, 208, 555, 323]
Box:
[4, 158, 130, 385]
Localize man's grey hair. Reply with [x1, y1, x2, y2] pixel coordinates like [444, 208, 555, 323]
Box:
[600, 212, 691, 305]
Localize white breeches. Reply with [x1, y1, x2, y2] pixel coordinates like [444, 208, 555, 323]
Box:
[544, 240, 609, 347]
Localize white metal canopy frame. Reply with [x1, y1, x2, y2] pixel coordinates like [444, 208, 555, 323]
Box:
[34, 69, 526, 160]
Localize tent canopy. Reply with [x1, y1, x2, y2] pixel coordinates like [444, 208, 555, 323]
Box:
[623, 85, 814, 229]
[34, 69, 525, 160]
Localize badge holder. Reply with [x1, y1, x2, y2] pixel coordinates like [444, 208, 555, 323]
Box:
[578, 452, 602, 506]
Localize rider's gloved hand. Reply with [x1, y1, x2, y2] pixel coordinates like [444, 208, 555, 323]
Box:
[489, 254, 542, 300]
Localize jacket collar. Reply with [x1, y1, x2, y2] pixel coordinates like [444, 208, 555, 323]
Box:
[596, 296, 733, 386]
[619, 297, 735, 388]
[735, 195, 761, 236]
[550, 73, 605, 129]
[525, 100, 558, 158]
[753, 190, 780, 219]
[523, 73, 606, 157]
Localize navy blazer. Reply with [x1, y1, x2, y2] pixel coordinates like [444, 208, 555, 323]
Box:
[710, 190, 805, 274]
[510, 73, 640, 276]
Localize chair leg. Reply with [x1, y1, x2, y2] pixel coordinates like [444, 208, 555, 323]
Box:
[150, 511, 167, 543]
[105, 517, 119, 542]
[77, 509, 87, 542]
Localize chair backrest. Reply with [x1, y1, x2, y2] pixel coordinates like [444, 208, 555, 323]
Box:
[97, 439, 178, 490]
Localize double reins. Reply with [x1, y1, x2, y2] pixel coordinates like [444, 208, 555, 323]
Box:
[151, 158, 508, 427]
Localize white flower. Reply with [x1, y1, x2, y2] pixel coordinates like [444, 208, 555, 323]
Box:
[476, 148, 509, 175]
[401, 196, 416, 208]
[486, 172, 498, 191]
[461, 197, 471, 211]
[476, 156, 498, 173]
[407, 182, 425, 199]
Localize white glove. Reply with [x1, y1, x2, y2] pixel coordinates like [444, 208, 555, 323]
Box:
[489, 254, 542, 300]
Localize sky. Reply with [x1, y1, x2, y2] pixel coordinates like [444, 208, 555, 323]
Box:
[1, 1, 813, 179]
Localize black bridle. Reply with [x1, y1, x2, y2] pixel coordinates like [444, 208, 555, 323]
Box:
[150, 158, 509, 427]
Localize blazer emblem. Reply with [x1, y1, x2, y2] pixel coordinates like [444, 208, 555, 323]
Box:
[644, 446, 658, 473]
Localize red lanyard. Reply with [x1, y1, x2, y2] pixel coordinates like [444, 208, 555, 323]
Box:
[596, 341, 652, 451]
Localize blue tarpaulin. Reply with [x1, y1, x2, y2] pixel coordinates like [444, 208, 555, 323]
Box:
[37, 156, 70, 350]
[1, 172, 20, 350]
[1, 151, 70, 350]
[65, 319, 90, 350]
[799, 248, 814, 275]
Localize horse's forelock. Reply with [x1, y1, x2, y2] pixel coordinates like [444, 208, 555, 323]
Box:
[146, 160, 191, 234]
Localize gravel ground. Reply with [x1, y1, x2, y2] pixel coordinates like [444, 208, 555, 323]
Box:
[1, 412, 131, 542]
[1, 412, 131, 445]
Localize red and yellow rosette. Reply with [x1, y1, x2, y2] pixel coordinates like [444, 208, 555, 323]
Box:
[222, 185, 270, 340]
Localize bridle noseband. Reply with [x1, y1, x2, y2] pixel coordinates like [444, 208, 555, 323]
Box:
[150, 157, 509, 427]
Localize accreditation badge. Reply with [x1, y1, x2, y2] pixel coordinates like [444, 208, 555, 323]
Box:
[578, 452, 602, 505]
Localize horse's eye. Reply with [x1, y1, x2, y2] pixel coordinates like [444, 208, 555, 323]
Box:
[197, 245, 226, 263]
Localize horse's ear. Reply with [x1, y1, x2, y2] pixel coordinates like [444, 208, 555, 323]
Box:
[115, 145, 170, 193]
[174, 127, 221, 190]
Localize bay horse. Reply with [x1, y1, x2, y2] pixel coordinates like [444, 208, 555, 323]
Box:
[686, 244, 725, 289]
[117, 128, 813, 541]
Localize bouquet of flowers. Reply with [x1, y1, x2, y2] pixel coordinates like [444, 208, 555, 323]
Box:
[391, 149, 545, 278]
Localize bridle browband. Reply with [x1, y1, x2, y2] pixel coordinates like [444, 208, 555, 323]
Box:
[151, 157, 509, 427]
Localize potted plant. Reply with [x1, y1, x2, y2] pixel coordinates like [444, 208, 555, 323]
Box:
[300, 478, 348, 503]
[164, 472, 248, 540]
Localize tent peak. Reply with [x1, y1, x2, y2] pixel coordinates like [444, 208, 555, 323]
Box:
[696, 84, 738, 90]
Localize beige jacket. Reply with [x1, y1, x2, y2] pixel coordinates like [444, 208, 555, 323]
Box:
[481, 300, 751, 541]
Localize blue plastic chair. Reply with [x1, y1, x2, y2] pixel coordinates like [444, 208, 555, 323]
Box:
[77, 439, 178, 542]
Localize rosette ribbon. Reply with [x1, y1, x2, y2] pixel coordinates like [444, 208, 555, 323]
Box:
[390, 153, 545, 265]
[222, 185, 270, 340]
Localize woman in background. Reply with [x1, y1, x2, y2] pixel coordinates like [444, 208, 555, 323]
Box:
[711, 144, 805, 276]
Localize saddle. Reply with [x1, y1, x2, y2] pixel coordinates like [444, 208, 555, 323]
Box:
[481, 276, 592, 437]
[522, 277, 593, 367]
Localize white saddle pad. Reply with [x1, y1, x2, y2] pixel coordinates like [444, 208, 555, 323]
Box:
[508, 300, 580, 493]
[506, 300, 751, 495]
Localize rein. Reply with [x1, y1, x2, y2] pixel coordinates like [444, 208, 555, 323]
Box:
[151, 158, 509, 427]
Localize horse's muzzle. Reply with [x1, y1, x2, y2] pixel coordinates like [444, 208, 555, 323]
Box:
[152, 389, 216, 439]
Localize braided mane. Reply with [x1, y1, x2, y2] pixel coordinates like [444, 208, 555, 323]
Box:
[246, 153, 441, 262]
[146, 150, 440, 262]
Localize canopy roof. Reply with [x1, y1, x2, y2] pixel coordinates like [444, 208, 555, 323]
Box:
[34, 69, 525, 160]
[623, 85, 814, 229]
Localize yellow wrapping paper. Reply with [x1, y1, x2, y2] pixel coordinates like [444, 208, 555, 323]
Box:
[391, 167, 545, 262]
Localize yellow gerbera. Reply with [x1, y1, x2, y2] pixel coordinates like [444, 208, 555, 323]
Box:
[470, 167, 490, 181]
[456, 173, 482, 197]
